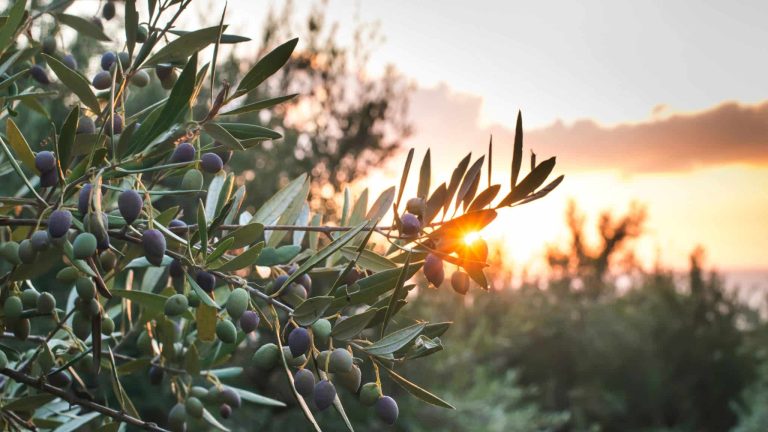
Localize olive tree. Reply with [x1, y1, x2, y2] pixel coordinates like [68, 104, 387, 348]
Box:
[0, 1, 563, 430]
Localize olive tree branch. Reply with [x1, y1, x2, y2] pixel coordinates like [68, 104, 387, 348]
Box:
[0, 367, 169, 432]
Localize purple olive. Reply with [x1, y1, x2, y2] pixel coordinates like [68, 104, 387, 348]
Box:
[30, 65, 50, 85]
[39, 169, 58, 188]
[100, 52, 116, 71]
[375, 396, 399, 425]
[118, 189, 143, 224]
[239, 310, 260, 333]
[400, 213, 421, 236]
[294, 369, 315, 397]
[200, 153, 223, 173]
[92, 70, 111, 90]
[142, 229, 166, 265]
[35, 151, 56, 174]
[288, 327, 310, 357]
[170, 142, 195, 163]
[313, 380, 336, 411]
[423, 253, 445, 287]
[47, 209, 72, 238]
[196, 271, 216, 292]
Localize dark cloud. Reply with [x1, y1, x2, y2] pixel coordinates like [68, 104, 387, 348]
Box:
[409, 85, 768, 173]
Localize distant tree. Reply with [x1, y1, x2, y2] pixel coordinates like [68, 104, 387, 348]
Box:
[216, 2, 412, 217]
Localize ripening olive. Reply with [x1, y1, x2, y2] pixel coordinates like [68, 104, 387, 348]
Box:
[13, 318, 30, 341]
[105, 114, 123, 134]
[20, 288, 40, 309]
[294, 369, 315, 397]
[155, 64, 173, 81]
[99, 249, 117, 272]
[181, 169, 203, 190]
[212, 142, 233, 164]
[30, 230, 50, 251]
[316, 350, 331, 371]
[225, 288, 249, 320]
[451, 270, 470, 295]
[359, 382, 382, 406]
[329, 348, 353, 373]
[76, 277, 96, 299]
[4, 296, 23, 322]
[92, 70, 111, 90]
[78, 184, 93, 215]
[72, 311, 91, 340]
[375, 395, 399, 425]
[200, 153, 223, 173]
[400, 213, 421, 236]
[160, 70, 178, 89]
[170, 142, 196, 163]
[36, 292, 56, 314]
[41, 36, 56, 55]
[56, 267, 79, 283]
[48, 370, 72, 389]
[406, 197, 426, 215]
[239, 310, 260, 333]
[195, 271, 215, 292]
[101, 316, 115, 335]
[252, 343, 280, 369]
[100, 52, 116, 71]
[337, 364, 362, 393]
[269, 274, 289, 295]
[164, 294, 188, 317]
[117, 51, 129, 67]
[423, 253, 445, 287]
[282, 346, 306, 367]
[314, 380, 337, 411]
[62, 54, 77, 70]
[148, 365, 164, 385]
[169, 258, 184, 279]
[219, 386, 241, 409]
[288, 327, 310, 357]
[18, 239, 37, 263]
[168, 403, 186, 432]
[142, 229, 166, 265]
[189, 386, 207, 399]
[216, 320, 237, 344]
[73, 233, 97, 259]
[102, 1, 115, 20]
[39, 169, 58, 188]
[48, 209, 72, 238]
[118, 189, 143, 224]
[35, 151, 56, 173]
[169, 219, 187, 229]
[311, 319, 331, 348]
[0, 241, 21, 265]
[187, 291, 200, 308]
[136, 25, 148, 43]
[219, 403, 232, 419]
[136, 330, 152, 354]
[131, 70, 150, 87]
[30, 65, 50, 85]
[344, 268, 362, 286]
[185, 397, 204, 419]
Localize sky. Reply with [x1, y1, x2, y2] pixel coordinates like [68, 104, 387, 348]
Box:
[79, 0, 766, 285]
[199, 0, 768, 284]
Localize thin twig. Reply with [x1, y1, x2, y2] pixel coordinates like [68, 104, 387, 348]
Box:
[0, 367, 168, 432]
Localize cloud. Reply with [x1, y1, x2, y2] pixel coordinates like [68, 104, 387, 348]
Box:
[408, 84, 768, 174]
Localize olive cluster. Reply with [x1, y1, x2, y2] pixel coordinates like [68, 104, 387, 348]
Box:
[167, 385, 242, 432]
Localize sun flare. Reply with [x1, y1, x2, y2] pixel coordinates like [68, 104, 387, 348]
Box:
[464, 231, 482, 245]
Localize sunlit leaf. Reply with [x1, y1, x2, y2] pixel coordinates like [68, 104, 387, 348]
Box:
[498, 156, 556, 207]
[366, 322, 426, 356]
[220, 94, 297, 116]
[511, 110, 523, 189]
[418, 149, 431, 200]
[144, 26, 221, 66]
[6, 118, 35, 171]
[235, 38, 298, 97]
[455, 156, 484, 211]
[467, 184, 500, 212]
[254, 245, 301, 266]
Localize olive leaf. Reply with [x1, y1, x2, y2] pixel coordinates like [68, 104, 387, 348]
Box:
[365, 323, 426, 356]
[43, 54, 101, 114]
[235, 38, 299, 97]
[292, 296, 334, 326]
[56, 14, 111, 42]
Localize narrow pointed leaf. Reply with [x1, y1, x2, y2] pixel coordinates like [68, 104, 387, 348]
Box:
[214, 241, 264, 272]
[6, 118, 35, 171]
[511, 110, 523, 188]
[236, 38, 298, 96]
[417, 149, 431, 199]
[292, 296, 334, 326]
[367, 322, 426, 356]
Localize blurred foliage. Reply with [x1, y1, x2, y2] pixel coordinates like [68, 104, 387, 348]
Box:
[403, 203, 761, 432]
